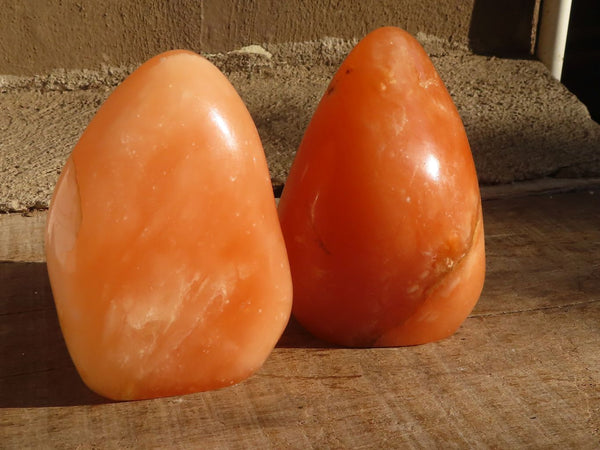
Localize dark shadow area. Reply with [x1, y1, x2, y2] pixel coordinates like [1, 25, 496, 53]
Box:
[469, 0, 538, 56]
[272, 183, 284, 198]
[0, 262, 108, 407]
[276, 316, 338, 349]
[467, 120, 600, 184]
[562, 0, 600, 123]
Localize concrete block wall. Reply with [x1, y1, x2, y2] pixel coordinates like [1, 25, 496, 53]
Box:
[0, 0, 539, 75]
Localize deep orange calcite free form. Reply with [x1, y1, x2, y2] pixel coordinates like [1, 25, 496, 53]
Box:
[278, 27, 485, 347]
[46, 51, 292, 400]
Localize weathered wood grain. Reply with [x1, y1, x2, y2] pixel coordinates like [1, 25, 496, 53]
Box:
[480, 177, 600, 200]
[1, 191, 599, 448]
[0, 211, 46, 263]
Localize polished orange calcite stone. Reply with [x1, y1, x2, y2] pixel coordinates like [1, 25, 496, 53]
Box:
[46, 51, 292, 400]
[278, 27, 485, 347]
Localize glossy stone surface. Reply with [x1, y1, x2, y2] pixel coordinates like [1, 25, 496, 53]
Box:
[278, 27, 485, 347]
[45, 51, 292, 400]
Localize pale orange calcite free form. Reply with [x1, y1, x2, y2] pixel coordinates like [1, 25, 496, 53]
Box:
[45, 51, 292, 400]
[278, 27, 485, 347]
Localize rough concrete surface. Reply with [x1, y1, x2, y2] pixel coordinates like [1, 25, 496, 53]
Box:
[0, 0, 486, 75]
[1, 35, 599, 212]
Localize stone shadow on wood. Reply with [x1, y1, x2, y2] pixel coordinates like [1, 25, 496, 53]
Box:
[276, 317, 340, 349]
[0, 262, 108, 407]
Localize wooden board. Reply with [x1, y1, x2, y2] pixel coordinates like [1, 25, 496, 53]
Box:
[1, 191, 599, 448]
